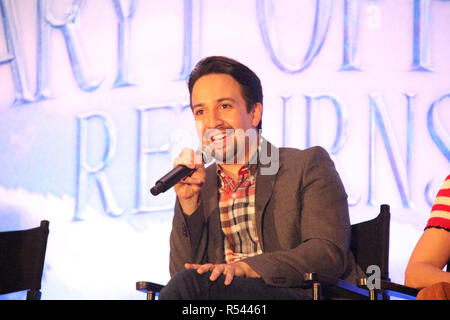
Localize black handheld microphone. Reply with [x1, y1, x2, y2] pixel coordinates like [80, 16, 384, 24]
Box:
[150, 145, 213, 196]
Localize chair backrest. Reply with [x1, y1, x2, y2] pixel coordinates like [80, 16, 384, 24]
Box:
[350, 204, 390, 281]
[0, 220, 50, 300]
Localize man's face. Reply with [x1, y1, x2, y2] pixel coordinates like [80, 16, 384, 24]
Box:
[191, 73, 262, 163]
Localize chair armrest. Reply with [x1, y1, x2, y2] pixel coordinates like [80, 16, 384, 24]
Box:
[357, 277, 418, 300]
[303, 272, 370, 300]
[136, 281, 164, 300]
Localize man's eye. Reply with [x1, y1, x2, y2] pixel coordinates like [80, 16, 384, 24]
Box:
[195, 109, 204, 116]
[220, 104, 231, 109]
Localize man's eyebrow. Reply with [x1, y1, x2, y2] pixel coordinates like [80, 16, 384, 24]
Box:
[192, 97, 237, 109]
[217, 97, 237, 103]
[192, 103, 204, 109]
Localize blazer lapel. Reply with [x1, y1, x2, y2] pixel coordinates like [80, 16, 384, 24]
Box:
[203, 162, 219, 220]
[255, 139, 280, 252]
[202, 162, 224, 263]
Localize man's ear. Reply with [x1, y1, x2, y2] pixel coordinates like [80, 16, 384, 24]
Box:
[251, 103, 263, 128]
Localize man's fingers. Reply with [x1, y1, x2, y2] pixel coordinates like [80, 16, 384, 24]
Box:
[224, 267, 235, 286]
[174, 148, 204, 169]
[185, 263, 212, 274]
[197, 264, 213, 274]
[185, 263, 237, 285]
[209, 264, 224, 281]
[179, 176, 205, 186]
[208, 264, 235, 285]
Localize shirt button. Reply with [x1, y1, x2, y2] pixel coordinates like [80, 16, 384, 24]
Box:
[182, 224, 188, 237]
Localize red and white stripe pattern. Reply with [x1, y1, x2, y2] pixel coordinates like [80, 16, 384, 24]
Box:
[426, 174, 450, 231]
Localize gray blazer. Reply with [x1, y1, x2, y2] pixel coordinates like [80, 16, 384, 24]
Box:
[168, 142, 364, 287]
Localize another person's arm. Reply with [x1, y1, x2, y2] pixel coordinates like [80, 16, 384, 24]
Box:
[404, 228, 450, 288]
[405, 174, 450, 289]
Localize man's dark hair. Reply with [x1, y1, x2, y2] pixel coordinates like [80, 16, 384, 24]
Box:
[188, 56, 263, 130]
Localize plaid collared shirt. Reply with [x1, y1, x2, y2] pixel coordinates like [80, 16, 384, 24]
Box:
[218, 164, 263, 263]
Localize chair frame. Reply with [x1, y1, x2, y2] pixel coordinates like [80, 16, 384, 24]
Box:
[357, 278, 418, 300]
[302, 204, 419, 300]
[136, 281, 164, 300]
[0, 220, 50, 300]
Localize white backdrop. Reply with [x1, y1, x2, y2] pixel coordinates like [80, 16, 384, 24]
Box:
[0, 0, 449, 299]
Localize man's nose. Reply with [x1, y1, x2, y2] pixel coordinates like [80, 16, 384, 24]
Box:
[205, 110, 223, 128]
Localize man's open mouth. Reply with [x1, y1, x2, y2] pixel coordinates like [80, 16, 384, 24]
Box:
[206, 129, 234, 145]
[210, 132, 228, 142]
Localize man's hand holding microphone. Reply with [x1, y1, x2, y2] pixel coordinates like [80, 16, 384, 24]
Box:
[172, 148, 206, 215]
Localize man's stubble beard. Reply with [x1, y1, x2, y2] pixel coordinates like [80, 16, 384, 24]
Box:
[205, 128, 259, 165]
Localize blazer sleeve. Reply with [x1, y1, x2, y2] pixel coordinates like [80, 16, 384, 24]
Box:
[168, 198, 208, 277]
[244, 146, 351, 287]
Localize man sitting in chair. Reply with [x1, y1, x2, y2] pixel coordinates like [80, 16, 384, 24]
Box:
[158, 56, 363, 300]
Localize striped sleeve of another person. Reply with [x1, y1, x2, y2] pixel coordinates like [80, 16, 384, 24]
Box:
[426, 175, 450, 231]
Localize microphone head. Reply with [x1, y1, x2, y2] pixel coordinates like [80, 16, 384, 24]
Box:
[150, 186, 161, 196]
[150, 181, 164, 196]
